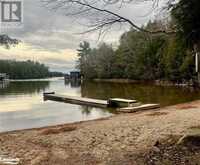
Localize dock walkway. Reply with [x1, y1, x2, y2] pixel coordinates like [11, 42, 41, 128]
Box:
[44, 93, 109, 108]
[44, 92, 160, 111]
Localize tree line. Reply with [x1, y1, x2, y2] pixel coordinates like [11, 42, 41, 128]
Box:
[77, 27, 194, 83]
[0, 60, 63, 79]
[76, 0, 199, 83]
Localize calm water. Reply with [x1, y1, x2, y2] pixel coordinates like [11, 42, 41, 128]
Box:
[1, 78, 200, 132]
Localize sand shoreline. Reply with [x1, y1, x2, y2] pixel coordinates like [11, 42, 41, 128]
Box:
[1, 101, 200, 164]
[0, 116, 113, 135]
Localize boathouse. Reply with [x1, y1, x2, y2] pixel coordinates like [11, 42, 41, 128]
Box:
[70, 71, 81, 79]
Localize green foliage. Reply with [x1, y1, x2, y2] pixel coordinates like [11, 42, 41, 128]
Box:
[76, 41, 115, 79]
[49, 71, 64, 77]
[162, 37, 195, 82]
[77, 21, 196, 82]
[76, 41, 91, 72]
[172, 0, 200, 48]
[0, 60, 50, 79]
[94, 43, 115, 78]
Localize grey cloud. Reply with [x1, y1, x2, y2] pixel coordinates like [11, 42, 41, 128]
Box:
[0, 0, 162, 71]
[2, 0, 156, 46]
[43, 58, 76, 72]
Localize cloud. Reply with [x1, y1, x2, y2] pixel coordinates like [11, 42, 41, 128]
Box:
[0, 43, 77, 72]
[0, 0, 164, 72]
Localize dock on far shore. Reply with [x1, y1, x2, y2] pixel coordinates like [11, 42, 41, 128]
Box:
[43, 92, 160, 112]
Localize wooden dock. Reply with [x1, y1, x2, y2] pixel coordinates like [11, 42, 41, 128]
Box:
[44, 93, 160, 112]
[118, 104, 160, 113]
[44, 93, 109, 108]
[44, 93, 138, 108]
[108, 98, 137, 107]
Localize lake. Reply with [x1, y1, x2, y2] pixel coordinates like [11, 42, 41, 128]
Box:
[0, 78, 200, 133]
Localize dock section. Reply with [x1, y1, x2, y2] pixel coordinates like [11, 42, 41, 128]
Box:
[44, 93, 109, 108]
[108, 98, 137, 107]
[118, 104, 160, 113]
[44, 93, 160, 112]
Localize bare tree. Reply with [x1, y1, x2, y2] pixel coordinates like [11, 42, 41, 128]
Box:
[42, 0, 177, 36]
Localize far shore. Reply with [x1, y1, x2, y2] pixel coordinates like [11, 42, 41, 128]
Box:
[5, 77, 196, 87]
[93, 78, 196, 87]
[1, 100, 200, 164]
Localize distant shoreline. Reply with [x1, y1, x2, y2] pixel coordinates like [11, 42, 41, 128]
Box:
[9, 77, 64, 82]
[93, 78, 196, 87]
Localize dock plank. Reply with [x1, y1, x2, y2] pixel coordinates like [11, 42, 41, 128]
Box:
[108, 98, 137, 107]
[118, 104, 160, 113]
[109, 98, 137, 103]
[44, 93, 109, 108]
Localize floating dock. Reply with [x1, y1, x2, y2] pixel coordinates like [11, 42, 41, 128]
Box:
[108, 98, 137, 107]
[44, 93, 137, 108]
[118, 104, 160, 113]
[44, 92, 160, 112]
[44, 93, 109, 108]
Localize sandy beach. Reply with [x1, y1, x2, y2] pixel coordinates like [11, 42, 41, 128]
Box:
[1, 101, 200, 165]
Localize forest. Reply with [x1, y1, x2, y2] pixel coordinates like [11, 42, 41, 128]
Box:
[0, 60, 62, 79]
[76, 0, 200, 84]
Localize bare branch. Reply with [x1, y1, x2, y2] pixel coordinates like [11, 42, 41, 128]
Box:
[42, 0, 177, 35]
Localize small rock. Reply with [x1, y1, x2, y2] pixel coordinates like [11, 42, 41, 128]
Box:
[163, 153, 169, 157]
[121, 145, 126, 149]
[152, 146, 160, 153]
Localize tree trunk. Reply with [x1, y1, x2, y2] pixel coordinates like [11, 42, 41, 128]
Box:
[194, 44, 200, 85]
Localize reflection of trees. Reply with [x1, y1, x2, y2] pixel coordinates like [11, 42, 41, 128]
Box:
[64, 79, 81, 88]
[0, 81, 10, 89]
[81, 106, 92, 115]
[0, 81, 49, 95]
[70, 79, 81, 88]
[81, 81, 200, 107]
[80, 105, 116, 115]
[64, 79, 70, 86]
[81, 81, 122, 100]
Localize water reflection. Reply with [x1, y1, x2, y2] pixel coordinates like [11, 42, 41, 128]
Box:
[0, 79, 112, 132]
[81, 81, 200, 107]
[80, 106, 93, 115]
[0, 81, 49, 96]
[0, 81, 10, 89]
[65, 79, 81, 88]
[1, 79, 200, 133]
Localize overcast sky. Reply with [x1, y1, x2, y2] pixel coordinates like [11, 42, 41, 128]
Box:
[0, 0, 165, 73]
